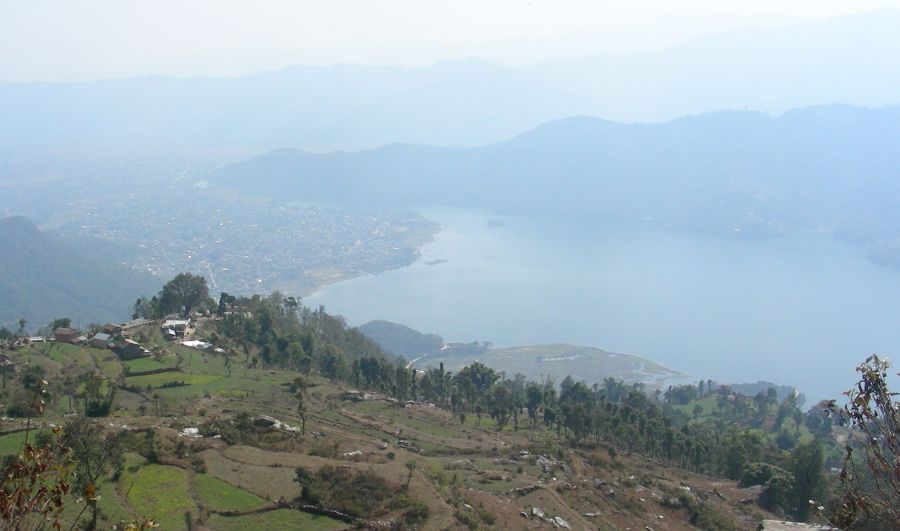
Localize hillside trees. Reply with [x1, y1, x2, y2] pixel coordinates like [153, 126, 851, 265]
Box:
[665, 384, 699, 405]
[737, 442, 825, 519]
[216, 292, 236, 317]
[132, 296, 157, 319]
[82, 374, 117, 417]
[789, 441, 825, 521]
[213, 292, 393, 392]
[486, 384, 514, 430]
[61, 416, 125, 528]
[319, 344, 346, 382]
[163, 283, 828, 506]
[1, 270, 858, 526]
[827, 355, 900, 527]
[133, 273, 213, 319]
[395, 365, 409, 401]
[0, 429, 73, 529]
[49, 317, 71, 330]
[0, 381, 74, 530]
[141, 275, 839, 522]
[6, 365, 50, 418]
[294, 465, 397, 518]
[526, 382, 544, 428]
[504, 374, 527, 430]
[357, 320, 443, 358]
[296, 388, 307, 435]
[158, 273, 211, 317]
[0, 362, 11, 389]
[417, 365, 451, 405]
[452, 362, 500, 412]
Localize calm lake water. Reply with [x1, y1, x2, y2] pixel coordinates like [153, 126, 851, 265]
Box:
[306, 207, 900, 404]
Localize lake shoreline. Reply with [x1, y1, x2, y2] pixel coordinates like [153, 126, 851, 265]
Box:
[304, 206, 900, 406]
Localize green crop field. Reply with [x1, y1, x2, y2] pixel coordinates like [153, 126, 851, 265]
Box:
[121, 463, 194, 528]
[123, 356, 178, 373]
[206, 509, 344, 531]
[0, 429, 50, 457]
[195, 474, 264, 511]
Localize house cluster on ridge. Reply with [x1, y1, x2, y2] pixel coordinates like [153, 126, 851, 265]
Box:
[51, 321, 151, 360]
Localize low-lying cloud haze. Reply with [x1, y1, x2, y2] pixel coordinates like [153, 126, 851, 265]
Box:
[3, 0, 900, 412]
[3, 0, 900, 81]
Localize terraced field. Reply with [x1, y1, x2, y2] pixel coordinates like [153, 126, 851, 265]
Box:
[207, 509, 343, 531]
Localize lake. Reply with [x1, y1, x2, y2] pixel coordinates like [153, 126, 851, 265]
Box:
[306, 207, 900, 404]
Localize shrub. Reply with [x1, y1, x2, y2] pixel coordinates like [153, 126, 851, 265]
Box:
[475, 504, 495, 525]
[454, 509, 479, 529]
[762, 470, 795, 515]
[740, 462, 790, 487]
[308, 439, 339, 458]
[678, 492, 740, 529]
[295, 465, 398, 518]
[401, 500, 430, 526]
[6, 402, 36, 418]
[739, 462, 796, 514]
[85, 400, 113, 417]
[775, 428, 797, 450]
[191, 456, 206, 473]
[197, 418, 245, 445]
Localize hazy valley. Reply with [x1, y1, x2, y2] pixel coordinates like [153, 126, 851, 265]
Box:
[3, 6, 900, 529]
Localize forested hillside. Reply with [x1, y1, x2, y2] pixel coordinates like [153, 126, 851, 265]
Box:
[0, 216, 159, 330]
[358, 320, 444, 359]
[213, 105, 900, 266]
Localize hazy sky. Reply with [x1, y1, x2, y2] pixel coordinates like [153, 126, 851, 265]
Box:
[2, 0, 900, 82]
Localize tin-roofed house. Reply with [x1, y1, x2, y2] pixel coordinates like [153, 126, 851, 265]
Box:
[90, 332, 113, 349]
[114, 338, 150, 360]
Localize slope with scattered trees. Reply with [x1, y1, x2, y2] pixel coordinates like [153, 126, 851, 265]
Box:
[0, 273, 890, 529]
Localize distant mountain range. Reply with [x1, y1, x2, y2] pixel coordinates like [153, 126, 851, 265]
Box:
[2, 11, 900, 150]
[0, 217, 159, 331]
[212, 104, 900, 263]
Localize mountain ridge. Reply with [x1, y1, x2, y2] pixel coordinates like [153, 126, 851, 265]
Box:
[3, 11, 900, 150]
[210, 103, 900, 266]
